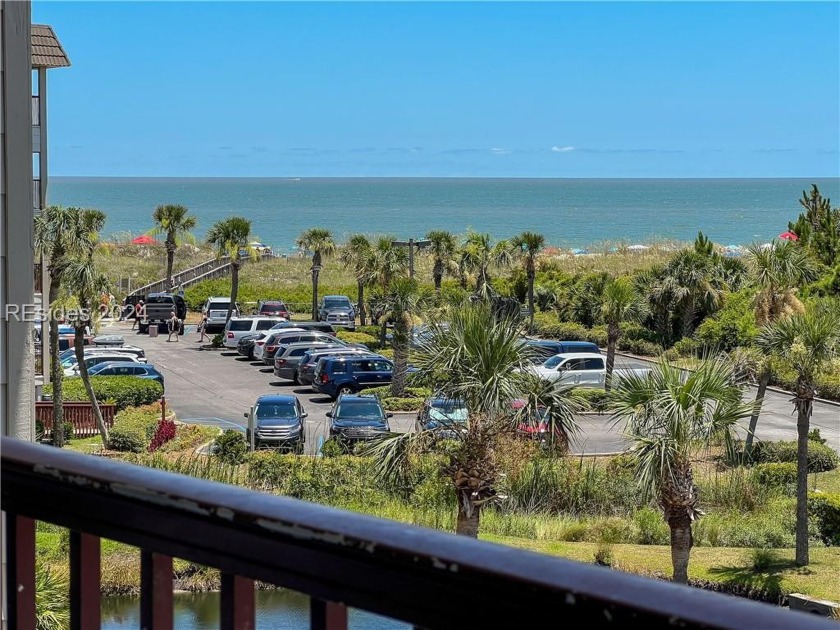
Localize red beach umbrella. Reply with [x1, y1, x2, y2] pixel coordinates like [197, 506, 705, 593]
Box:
[778, 231, 799, 242]
[131, 234, 159, 245]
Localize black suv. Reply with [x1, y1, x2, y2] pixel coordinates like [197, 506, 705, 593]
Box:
[312, 356, 395, 399]
[327, 395, 391, 441]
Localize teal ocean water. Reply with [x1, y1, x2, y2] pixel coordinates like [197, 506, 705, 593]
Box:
[49, 177, 840, 254]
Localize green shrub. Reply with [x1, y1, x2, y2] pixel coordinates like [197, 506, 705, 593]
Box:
[380, 397, 423, 411]
[366, 385, 430, 399]
[585, 325, 608, 348]
[570, 388, 611, 413]
[336, 331, 379, 348]
[160, 424, 219, 453]
[530, 314, 590, 341]
[211, 333, 224, 348]
[672, 337, 700, 357]
[108, 403, 162, 452]
[694, 288, 759, 352]
[44, 377, 163, 411]
[617, 338, 660, 357]
[319, 437, 350, 458]
[752, 463, 797, 487]
[62, 422, 74, 442]
[633, 507, 669, 545]
[213, 430, 247, 465]
[752, 440, 839, 472]
[108, 426, 146, 453]
[809, 492, 840, 546]
[747, 547, 779, 572]
[355, 325, 382, 337]
[620, 322, 658, 344]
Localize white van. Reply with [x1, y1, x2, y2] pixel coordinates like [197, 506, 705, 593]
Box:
[203, 297, 240, 333]
[223, 316, 287, 348]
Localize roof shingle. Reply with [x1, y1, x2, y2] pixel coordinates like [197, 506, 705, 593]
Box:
[31, 24, 70, 69]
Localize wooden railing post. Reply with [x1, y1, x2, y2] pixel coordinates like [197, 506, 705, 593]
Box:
[69, 531, 101, 630]
[220, 573, 255, 630]
[311, 599, 348, 630]
[140, 551, 173, 630]
[5, 513, 36, 630]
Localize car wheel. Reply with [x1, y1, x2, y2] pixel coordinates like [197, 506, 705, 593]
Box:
[337, 385, 355, 397]
[292, 370, 300, 385]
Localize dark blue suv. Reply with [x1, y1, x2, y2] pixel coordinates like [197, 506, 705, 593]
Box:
[312, 356, 395, 399]
[327, 395, 392, 441]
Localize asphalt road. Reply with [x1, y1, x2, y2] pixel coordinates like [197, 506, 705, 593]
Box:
[105, 321, 839, 456]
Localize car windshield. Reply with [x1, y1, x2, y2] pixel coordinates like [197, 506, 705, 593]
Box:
[324, 298, 350, 307]
[60, 356, 78, 368]
[255, 403, 297, 419]
[208, 302, 229, 311]
[335, 401, 384, 419]
[543, 356, 564, 369]
[429, 401, 468, 422]
[147, 295, 174, 304]
[229, 320, 253, 331]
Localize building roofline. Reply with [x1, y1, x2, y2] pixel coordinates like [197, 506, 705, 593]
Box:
[31, 24, 71, 69]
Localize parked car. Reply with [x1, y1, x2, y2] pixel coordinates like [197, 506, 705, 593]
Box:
[273, 341, 347, 381]
[257, 300, 291, 319]
[416, 396, 468, 438]
[87, 361, 165, 389]
[318, 295, 356, 330]
[256, 330, 347, 364]
[203, 296, 240, 333]
[244, 394, 307, 452]
[269, 320, 336, 335]
[237, 333, 264, 360]
[510, 399, 563, 445]
[223, 316, 287, 348]
[139, 292, 187, 335]
[297, 348, 379, 387]
[529, 353, 650, 388]
[62, 351, 144, 376]
[522, 339, 601, 364]
[59, 344, 146, 362]
[312, 355, 395, 399]
[327, 395, 391, 441]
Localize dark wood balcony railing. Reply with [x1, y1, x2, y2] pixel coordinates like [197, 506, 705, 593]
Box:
[2, 437, 834, 630]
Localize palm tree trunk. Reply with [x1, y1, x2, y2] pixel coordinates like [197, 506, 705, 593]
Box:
[667, 513, 693, 583]
[165, 236, 176, 291]
[312, 252, 321, 321]
[744, 369, 771, 457]
[48, 275, 64, 447]
[605, 325, 619, 392]
[357, 280, 366, 326]
[527, 266, 535, 327]
[74, 324, 109, 446]
[390, 324, 409, 398]
[434, 261, 443, 293]
[795, 389, 812, 566]
[682, 300, 695, 338]
[226, 262, 239, 325]
[455, 494, 481, 538]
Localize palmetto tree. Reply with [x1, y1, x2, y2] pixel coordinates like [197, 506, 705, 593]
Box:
[665, 250, 723, 338]
[743, 241, 818, 454]
[757, 305, 840, 566]
[511, 231, 545, 326]
[150, 204, 197, 291]
[339, 234, 375, 326]
[381, 278, 427, 397]
[611, 359, 752, 583]
[368, 303, 578, 537]
[460, 232, 514, 298]
[601, 277, 646, 391]
[206, 217, 253, 325]
[35, 206, 96, 446]
[369, 237, 409, 342]
[296, 228, 336, 321]
[425, 230, 459, 293]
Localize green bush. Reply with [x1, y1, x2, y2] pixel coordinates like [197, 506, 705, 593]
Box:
[672, 337, 700, 357]
[633, 507, 669, 545]
[809, 492, 840, 546]
[44, 377, 163, 411]
[108, 404, 162, 452]
[380, 397, 423, 411]
[62, 422, 74, 442]
[213, 430, 247, 465]
[617, 338, 660, 357]
[751, 440, 839, 472]
[107, 426, 146, 453]
[570, 388, 611, 413]
[355, 325, 382, 337]
[366, 385, 430, 399]
[694, 288, 759, 352]
[620, 322, 658, 344]
[336, 331, 379, 348]
[529, 313, 590, 341]
[752, 463, 797, 487]
[211, 333, 224, 348]
[585, 325, 608, 348]
[319, 437, 350, 458]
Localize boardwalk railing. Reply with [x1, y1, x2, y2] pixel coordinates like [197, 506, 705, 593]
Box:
[35, 402, 116, 438]
[2, 438, 834, 630]
[130, 252, 276, 297]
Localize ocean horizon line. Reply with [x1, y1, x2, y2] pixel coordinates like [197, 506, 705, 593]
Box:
[51, 175, 840, 182]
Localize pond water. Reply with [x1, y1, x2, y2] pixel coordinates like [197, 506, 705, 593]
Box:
[101, 589, 409, 629]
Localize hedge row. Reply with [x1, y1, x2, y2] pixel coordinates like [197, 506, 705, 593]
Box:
[809, 492, 840, 546]
[751, 440, 839, 473]
[108, 403, 165, 453]
[44, 376, 163, 411]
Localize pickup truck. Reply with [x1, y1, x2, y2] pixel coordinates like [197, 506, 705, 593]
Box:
[529, 352, 651, 389]
[138, 292, 187, 335]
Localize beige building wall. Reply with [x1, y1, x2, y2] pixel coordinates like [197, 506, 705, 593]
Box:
[1, 0, 35, 440]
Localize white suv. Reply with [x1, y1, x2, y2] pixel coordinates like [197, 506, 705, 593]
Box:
[203, 297, 240, 333]
[223, 316, 286, 348]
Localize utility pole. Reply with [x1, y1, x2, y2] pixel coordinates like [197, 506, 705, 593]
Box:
[391, 238, 431, 280]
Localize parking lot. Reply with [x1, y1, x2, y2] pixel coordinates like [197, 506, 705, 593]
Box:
[99, 320, 839, 457]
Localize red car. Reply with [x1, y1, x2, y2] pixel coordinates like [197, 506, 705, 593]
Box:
[511, 399, 569, 447]
[258, 300, 290, 319]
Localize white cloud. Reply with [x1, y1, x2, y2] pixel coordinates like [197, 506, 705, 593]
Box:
[490, 147, 511, 155]
[551, 146, 575, 153]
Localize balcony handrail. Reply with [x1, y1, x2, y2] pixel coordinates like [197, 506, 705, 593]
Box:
[2, 437, 833, 629]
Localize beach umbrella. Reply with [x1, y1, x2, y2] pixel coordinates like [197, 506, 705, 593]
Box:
[131, 234, 158, 245]
[627, 244, 650, 251]
[778, 231, 799, 241]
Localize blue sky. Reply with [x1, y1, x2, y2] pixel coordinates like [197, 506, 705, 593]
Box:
[35, 1, 840, 178]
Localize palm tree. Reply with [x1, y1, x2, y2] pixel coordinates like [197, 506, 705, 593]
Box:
[511, 231, 545, 326]
[743, 241, 818, 454]
[35, 206, 92, 447]
[666, 250, 723, 337]
[339, 235, 375, 326]
[206, 217, 253, 325]
[150, 204, 197, 291]
[601, 277, 646, 391]
[425, 230, 459, 293]
[757, 305, 840, 566]
[369, 237, 409, 343]
[381, 278, 426, 397]
[460, 232, 514, 298]
[65, 209, 110, 445]
[611, 359, 753, 583]
[369, 303, 578, 537]
[296, 228, 336, 321]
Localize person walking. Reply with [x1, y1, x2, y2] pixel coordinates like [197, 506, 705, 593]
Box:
[167, 310, 181, 342]
[131, 299, 144, 330]
[197, 308, 209, 343]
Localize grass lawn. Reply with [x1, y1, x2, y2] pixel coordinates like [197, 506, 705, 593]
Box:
[483, 535, 840, 602]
